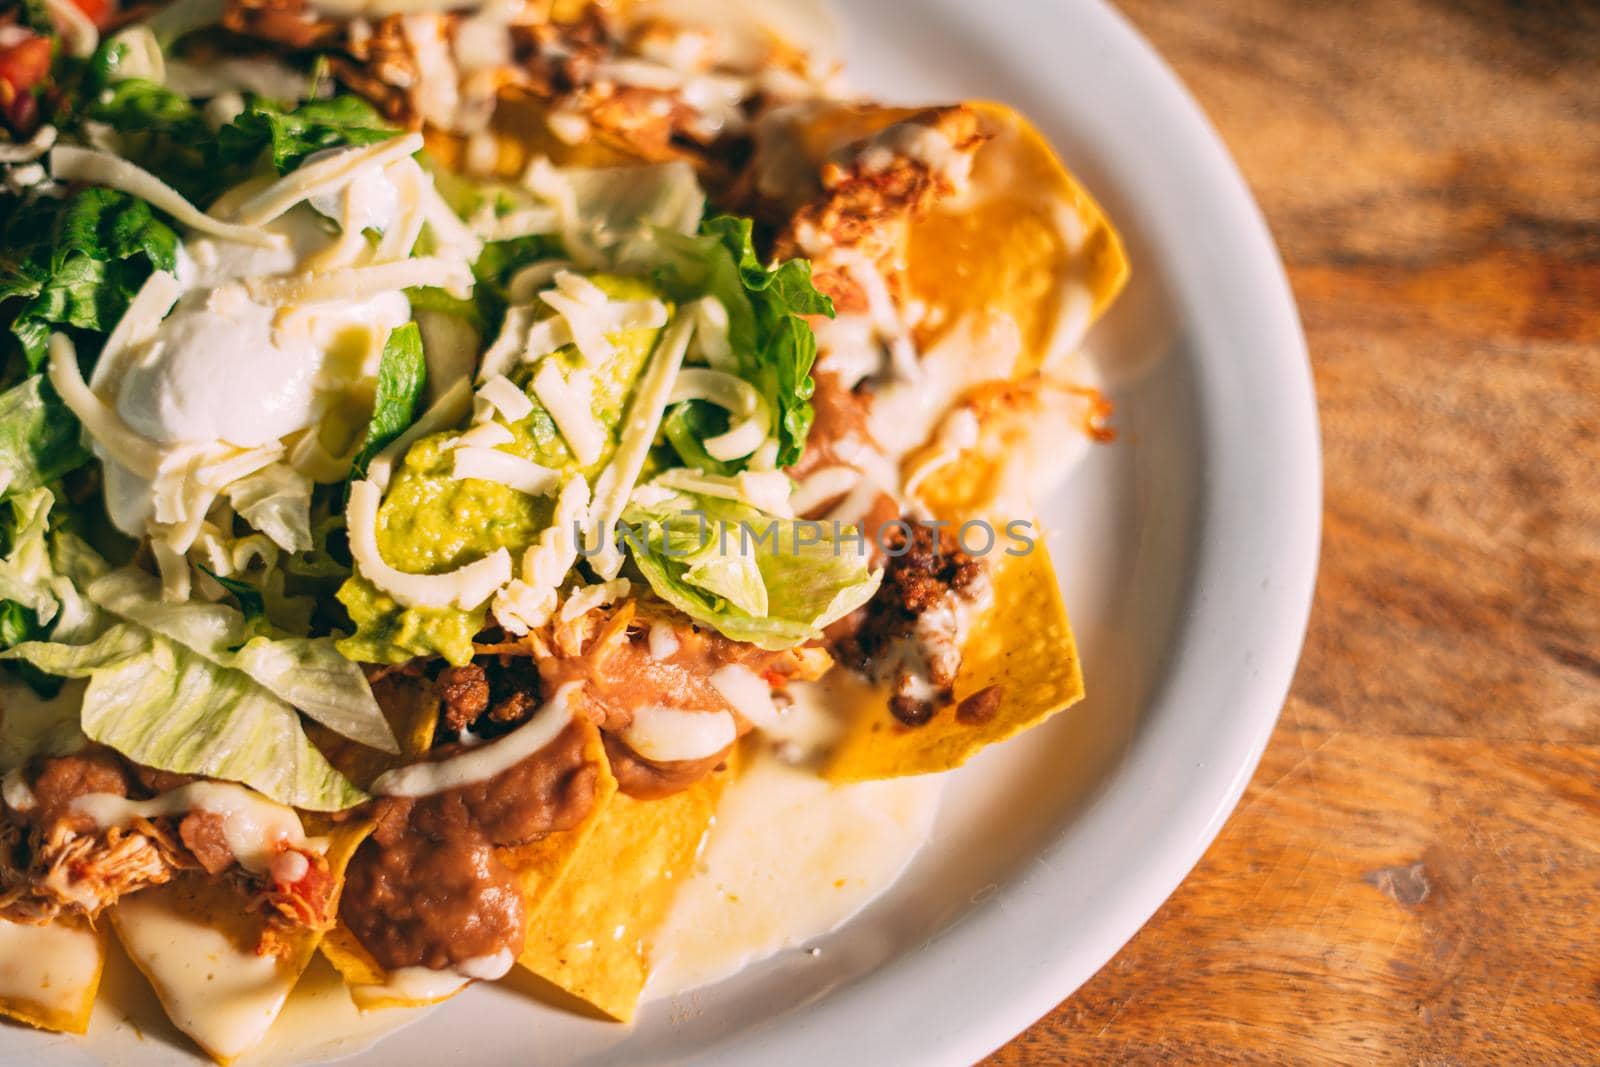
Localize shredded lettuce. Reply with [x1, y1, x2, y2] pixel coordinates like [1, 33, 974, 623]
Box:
[0, 559, 386, 810]
[224, 463, 313, 555]
[649, 216, 833, 468]
[0, 532, 387, 808]
[622, 489, 880, 650]
[6, 624, 366, 810]
[85, 566, 396, 753]
[0, 489, 75, 696]
[0, 488, 63, 626]
[349, 322, 427, 483]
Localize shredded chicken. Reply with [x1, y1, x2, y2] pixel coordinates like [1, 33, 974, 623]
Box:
[532, 601, 829, 796]
[0, 749, 335, 949]
[0, 815, 190, 925]
[768, 105, 988, 309]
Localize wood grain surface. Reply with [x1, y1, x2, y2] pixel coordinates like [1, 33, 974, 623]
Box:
[987, 1, 1600, 1062]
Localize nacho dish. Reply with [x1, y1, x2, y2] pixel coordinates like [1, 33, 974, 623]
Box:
[0, 0, 1126, 1059]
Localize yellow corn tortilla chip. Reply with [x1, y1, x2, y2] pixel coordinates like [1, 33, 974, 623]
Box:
[906, 101, 1127, 375]
[825, 537, 1083, 782]
[773, 99, 1125, 376]
[501, 723, 619, 914]
[0, 915, 104, 1034]
[517, 763, 729, 1022]
[110, 819, 372, 1065]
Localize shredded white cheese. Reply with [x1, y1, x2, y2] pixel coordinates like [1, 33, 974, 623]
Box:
[452, 421, 515, 450]
[451, 447, 561, 497]
[231, 133, 424, 226]
[87, 270, 182, 394]
[669, 367, 772, 461]
[558, 577, 631, 623]
[477, 305, 534, 384]
[653, 467, 794, 518]
[789, 465, 860, 517]
[585, 315, 695, 578]
[246, 257, 473, 305]
[493, 474, 591, 635]
[50, 146, 281, 248]
[47, 335, 164, 479]
[477, 374, 534, 423]
[0, 124, 56, 164]
[531, 361, 604, 466]
[524, 273, 668, 367]
[687, 295, 736, 373]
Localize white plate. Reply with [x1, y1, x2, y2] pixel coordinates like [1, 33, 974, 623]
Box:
[8, 1, 1318, 1063]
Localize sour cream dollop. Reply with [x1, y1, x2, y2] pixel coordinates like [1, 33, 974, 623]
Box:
[95, 177, 413, 536]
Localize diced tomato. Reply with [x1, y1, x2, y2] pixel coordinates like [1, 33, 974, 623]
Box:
[0, 35, 51, 96]
[68, 0, 116, 29]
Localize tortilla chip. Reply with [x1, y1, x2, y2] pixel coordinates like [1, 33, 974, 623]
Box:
[110, 819, 371, 1065]
[0, 916, 104, 1034]
[825, 538, 1083, 782]
[906, 100, 1128, 375]
[318, 923, 477, 1012]
[501, 722, 619, 913]
[517, 763, 729, 1022]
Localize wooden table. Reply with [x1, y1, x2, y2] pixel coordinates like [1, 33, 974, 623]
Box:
[988, 1, 1600, 1061]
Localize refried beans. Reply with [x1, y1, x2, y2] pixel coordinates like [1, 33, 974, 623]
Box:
[338, 720, 600, 973]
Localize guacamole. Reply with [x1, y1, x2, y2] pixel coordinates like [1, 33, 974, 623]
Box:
[338, 274, 668, 665]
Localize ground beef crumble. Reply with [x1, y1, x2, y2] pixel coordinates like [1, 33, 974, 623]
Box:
[832, 522, 988, 726]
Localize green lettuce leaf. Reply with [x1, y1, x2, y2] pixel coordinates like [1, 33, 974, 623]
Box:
[0, 187, 179, 370]
[0, 488, 63, 625]
[649, 216, 832, 467]
[661, 399, 734, 476]
[5, 624, 365, 810]
[83, 79, 215, 202]
[349, 322, 427, 482]
[0, 493, 61, 699]
[0, 493, 102, 700]
[0, 376, 92, 491]
[621, 489, 880, 650]
[216, 95, 398, 175]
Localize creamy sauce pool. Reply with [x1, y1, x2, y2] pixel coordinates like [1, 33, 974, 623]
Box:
[645, 675, 944, 999]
